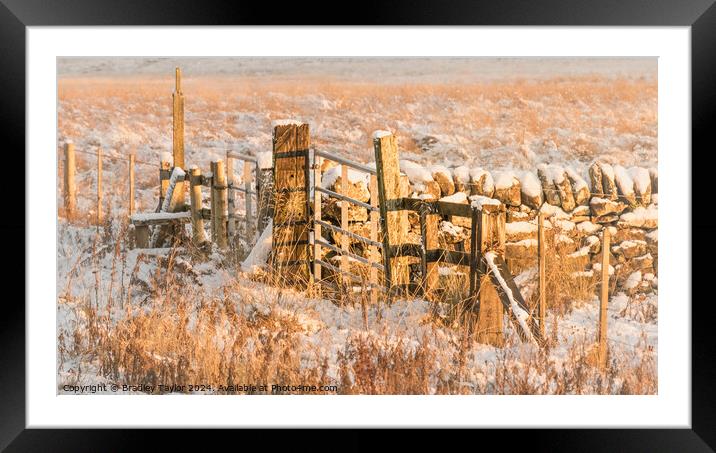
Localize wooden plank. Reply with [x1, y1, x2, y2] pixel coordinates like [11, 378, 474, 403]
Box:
[475, 208, 504, 347]
[271, 122, 310, 285]
[172, 67, 185, 169]
[373, 131, 409, 289]
[64, 143, 76, 218]
[135, 225, 149, 248]
[189, 166, 208, 245]
[598, 227, 611, 368]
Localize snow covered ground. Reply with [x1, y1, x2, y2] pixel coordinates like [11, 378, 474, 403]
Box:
[56, 58, 657, 394]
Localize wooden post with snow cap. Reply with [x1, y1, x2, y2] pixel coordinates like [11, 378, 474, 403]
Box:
[189, 165, 208, 246]
[172, 67, 185, 170]
[597, 227, 611, 368]
[97, 147, 103, 225]
[271, 120, 311, 286]
[63, 143, 76, 219]
[159, 153, 172, 210]
[473, 198, 505, 347]
[373, 130, 410, 292]
[213, 159, 229, 249]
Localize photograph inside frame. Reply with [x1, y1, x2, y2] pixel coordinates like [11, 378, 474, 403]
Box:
[56, 56, 658, 395]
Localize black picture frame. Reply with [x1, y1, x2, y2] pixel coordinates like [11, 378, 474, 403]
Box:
[3, 0, 713, 449]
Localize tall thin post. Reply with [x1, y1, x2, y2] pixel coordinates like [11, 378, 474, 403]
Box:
[243, 160, 254, 240]
[159, 156, 171, 210]
[189, 166, 208, 245]
[598, 227, 611, 368]
[210, 161, 217, 241]
[538, 212, 546, 339]
[128, 153, 135, 217]
[313, 154, 323, 284]
[214, 160, 228, 249]
[369, 174, 379, 305]
[340, 165, 350, 281]
[64, 143, 76, 218]
[172, 67, 185, 169]
[226, 152, 236, 239]
[97, 147, 103, 225]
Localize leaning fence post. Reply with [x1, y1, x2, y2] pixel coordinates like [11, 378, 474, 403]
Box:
[243, 160, 254, 240]
[64, 143, 76, 219]
[538, 212, 546, 339]
[373, 131, 409, 292]
[213, 159, 228, 249]
[226, 152, 236, 239]
[97, 147, 103, 225]
[189, 165, 208, 245]
[597, 227, 611, 368]
[128, 153, 135, 217]
[271, 121, 311, 287]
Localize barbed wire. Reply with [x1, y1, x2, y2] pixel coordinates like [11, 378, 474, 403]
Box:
[64, 148, 158, 167]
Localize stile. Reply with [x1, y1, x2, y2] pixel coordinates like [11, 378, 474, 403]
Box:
[64, 143, 76, 218]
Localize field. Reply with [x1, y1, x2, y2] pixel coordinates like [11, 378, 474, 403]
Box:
[57, 57, 658, 394]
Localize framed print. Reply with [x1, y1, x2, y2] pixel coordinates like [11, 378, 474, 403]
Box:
[4, 0, 715, 449]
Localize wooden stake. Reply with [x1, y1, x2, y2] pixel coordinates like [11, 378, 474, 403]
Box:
[271, 122, 311, 286]
[128, 153, 135, 217]
[598, 227, 611, 368]
[538, 212, 546, 339]
[210, 161, 217, 241]
[373, 131, 409, 291]
[172, 67, 185, 169]
[189, 166, 208, 245]
[159, 157, 171, 209]
[214, 160, 228, 249]
[97, 147, 103, 225]
[64, 143, 76, 218]
[313, 154, 323, 284]
[226, 153, 236, 238]
[243, 160, 254, 240]
[369, 174, 379, 305]
[423, 208, 440, 298]
[340, 164, 350, 281]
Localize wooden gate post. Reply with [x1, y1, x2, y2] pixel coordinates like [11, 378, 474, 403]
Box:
[243, 160, 254, 239]
[189, 165, 208, 245]
[475, 204, 505, 347]
[64, 143, 76, 219]
[226, 152, 236, 239]
[213, 159, 229, 250]
[271, 121, 311, 286]
[172, 67, 185, 170]
[421, 207, 440, 298]
[597, 227, 611, 368]
[373, 131, 409, 292]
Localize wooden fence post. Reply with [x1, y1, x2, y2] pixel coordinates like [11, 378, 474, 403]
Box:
[210, 161, 217, 241]
[226, 153, 236, 239]
[340, 165, 350, 282]
[422, 207, 440, 298]
[159, 155, 171, 209]
[97, 147, 103, 225]
[271, 121, 311, 286]
[64, 143, 76, 218]
[369, 174, 379, 305]
[475, 205, 505, 347]
[244, 160, 254, 240]
[257, 162, 274, 234]
[189, 166, 208, 245]
[172, 67, 185, 170]
[213, 160, 228, 249]
[598, 227, 611, 368]
[128, 153, 135, 217]
[313, 154, 323, 284]
[538, 212, 546, 339]
[373, 131, 409, 292]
